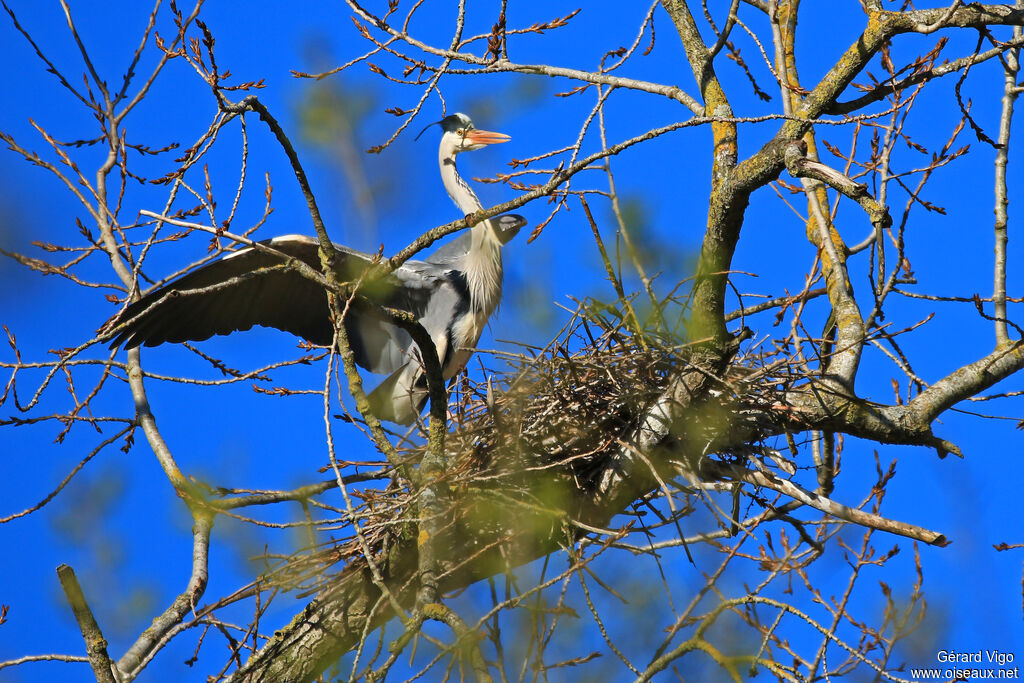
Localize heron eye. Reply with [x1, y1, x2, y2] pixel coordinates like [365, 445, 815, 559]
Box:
[456, 128, 466, 136]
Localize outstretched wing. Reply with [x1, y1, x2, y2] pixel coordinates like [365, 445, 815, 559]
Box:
[104, 235, 449, 375]
[106, 235, 339, 348]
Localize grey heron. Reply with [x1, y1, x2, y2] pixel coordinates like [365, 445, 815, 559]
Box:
[107, 113, 524, 424]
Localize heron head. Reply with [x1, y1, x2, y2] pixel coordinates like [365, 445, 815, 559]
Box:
[419, 113, 511, 156]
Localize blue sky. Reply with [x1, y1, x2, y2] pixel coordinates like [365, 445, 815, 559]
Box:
[1, 1, 1022, 681]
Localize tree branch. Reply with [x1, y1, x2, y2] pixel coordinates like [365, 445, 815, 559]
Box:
[56, 564, 117, 683]
[118, 513, 213, 680]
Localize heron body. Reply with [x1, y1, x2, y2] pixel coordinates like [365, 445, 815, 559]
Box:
[107, 113, 523, 424]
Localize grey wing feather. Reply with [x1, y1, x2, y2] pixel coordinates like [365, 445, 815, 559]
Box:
[104, 235, 447, 376]
[425, 232, 473, 264]
[107, 236, 337, 348]
[364, 272, 468, 425]
[353, 259, 451, 373]
[425, 213, 526, 264]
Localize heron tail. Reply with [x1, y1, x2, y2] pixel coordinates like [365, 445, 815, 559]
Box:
[367, 363, 427, 425]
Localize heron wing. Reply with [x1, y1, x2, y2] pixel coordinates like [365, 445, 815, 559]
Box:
[425, 213, 526, 264]
[364, 268, 469, 425]
[106, 235, 336, 347]
[104, 235, 451, 376]
[356, 255, 457, 373]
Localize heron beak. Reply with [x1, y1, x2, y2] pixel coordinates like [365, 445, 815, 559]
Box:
[464, 129, 511, 146]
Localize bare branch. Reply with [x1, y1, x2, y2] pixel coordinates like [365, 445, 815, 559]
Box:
[56, 564, 117, 683]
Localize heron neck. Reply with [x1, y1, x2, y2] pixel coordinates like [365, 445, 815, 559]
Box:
[440, 153, 504, 316]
